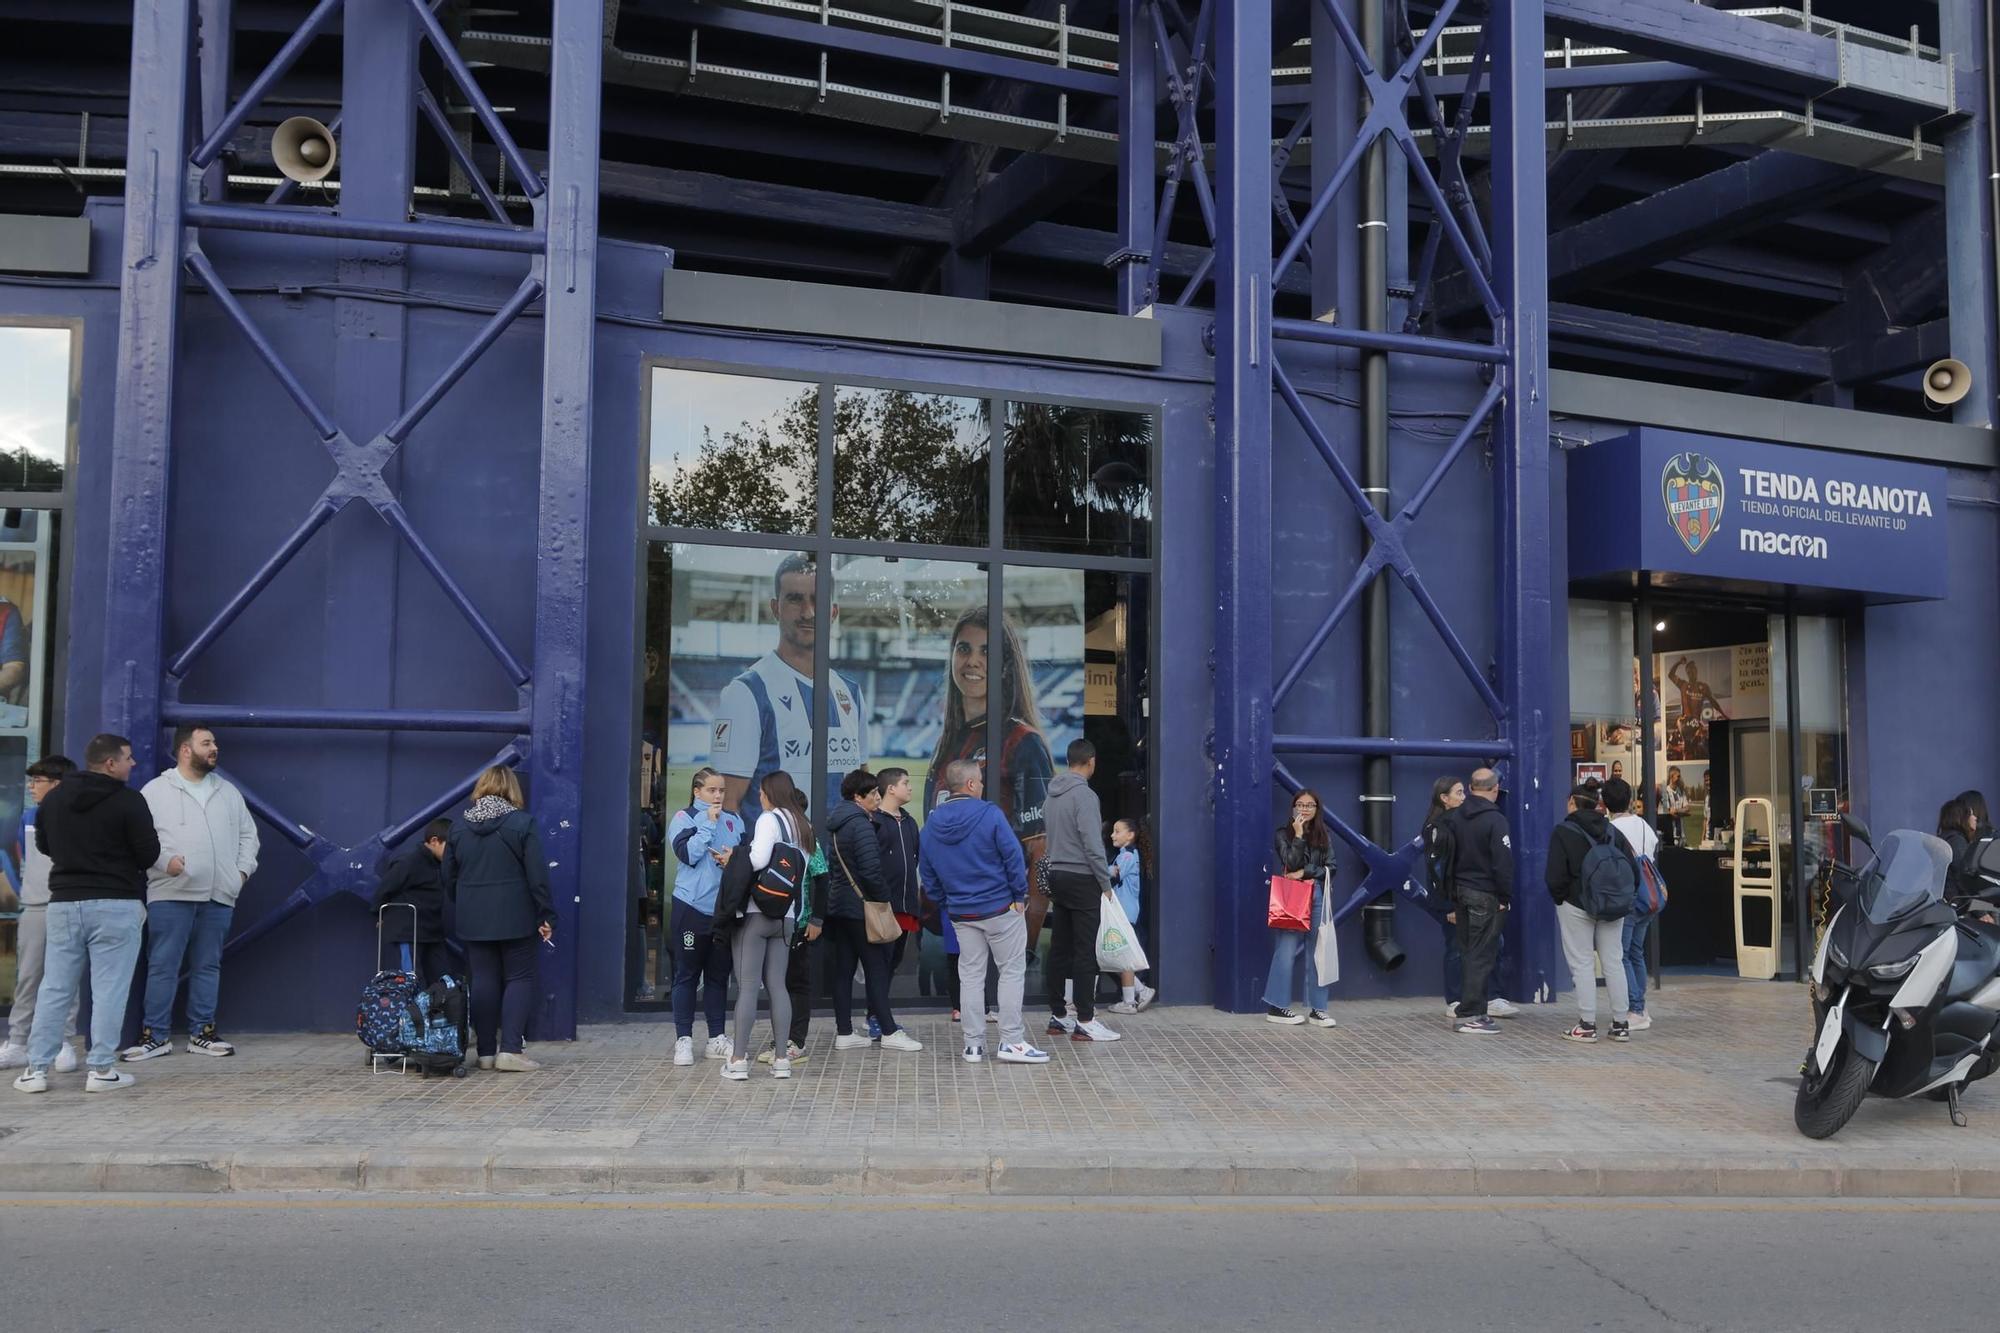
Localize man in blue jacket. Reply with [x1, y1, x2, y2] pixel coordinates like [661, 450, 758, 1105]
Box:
[918, 759, 1049, 1066]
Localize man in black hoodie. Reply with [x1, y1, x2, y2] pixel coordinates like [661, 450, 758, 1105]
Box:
[1449, 768, 1513, 1036]
[1546, 782, 1635, 1045]
[15, 733, 161, 1094]
[373, 817, 456, 983]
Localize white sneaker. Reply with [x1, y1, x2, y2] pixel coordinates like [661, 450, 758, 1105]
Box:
[704, 1034, 732, 1060]
[833, 1032, 872, 1050]
[85, 1068, 135, 1092]
[1445, 1002, 1460, 1018]
[771, 1058, 792, 1079]
[720, 1058, 749, 1081]
[997, 1042, 1051, 1064]
[878, 1029, 922, 1053]
[1627, 1011, 1653, 1031]
[0, 1041, 27, 1069]
[1307, 1009, 1338, 1028]
[1107, 1000, 1139, 1014]
[963, 1042, 985, 1064]
[12, 1067, 47, 1094]
[477, 1056, 496, 1070]
[53, 1043, 77, 1073]
[757, 1042, 808, 1066]
[1072, 1018, 1121, 1042]
[121, 1028, 172, 1062]
[1488, 997, 1522, 1019]
[493, 1052, 541, 1072]
[1135, 985, 1157, 1011]
[672, 1036, 694, 1066]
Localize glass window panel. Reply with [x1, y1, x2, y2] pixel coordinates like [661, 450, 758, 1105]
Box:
[0, 327, 68, 493]
[833, 388, 989, 545]
[830, 554, 985, 1004]
[629, 541, 815, 1008]
[648, 368, 819, 535]
[1002, 402, 1152, 558]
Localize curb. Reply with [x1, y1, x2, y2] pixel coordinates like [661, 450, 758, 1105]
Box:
[1, 1148, 1990, 1199]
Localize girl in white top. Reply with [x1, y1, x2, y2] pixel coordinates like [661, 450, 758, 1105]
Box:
[723, 771, 822, 1081]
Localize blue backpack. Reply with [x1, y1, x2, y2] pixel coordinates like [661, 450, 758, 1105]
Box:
[1577, 825, 1637, 921]
[357, 968, 421, 1051]
[397, 976, 468, 1062]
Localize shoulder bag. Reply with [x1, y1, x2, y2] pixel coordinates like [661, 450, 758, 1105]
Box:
[832, 833, 902, 945]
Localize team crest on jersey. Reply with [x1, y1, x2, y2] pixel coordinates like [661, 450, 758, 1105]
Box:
[712, 720, 731, 753]
[1661, 451, 1725, 554]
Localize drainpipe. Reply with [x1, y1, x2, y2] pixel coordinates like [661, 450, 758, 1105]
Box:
[1360, 0, 1404, 972]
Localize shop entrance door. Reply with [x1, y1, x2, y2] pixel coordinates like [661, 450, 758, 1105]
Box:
[1568, 595, 1848, 983]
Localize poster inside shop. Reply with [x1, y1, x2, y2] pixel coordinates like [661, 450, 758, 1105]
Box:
[1571, 642, 1769, 842]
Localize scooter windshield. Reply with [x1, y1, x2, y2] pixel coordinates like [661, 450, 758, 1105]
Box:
[1856, 830, 1953, 925]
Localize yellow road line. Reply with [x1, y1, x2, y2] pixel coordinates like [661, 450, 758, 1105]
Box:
[1, 1196, 1995, 1216]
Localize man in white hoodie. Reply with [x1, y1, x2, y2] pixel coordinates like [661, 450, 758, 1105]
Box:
[123, 725, 260, 1061]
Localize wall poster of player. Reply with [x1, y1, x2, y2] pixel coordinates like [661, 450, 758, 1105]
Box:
[636, 542, 1149, 1008]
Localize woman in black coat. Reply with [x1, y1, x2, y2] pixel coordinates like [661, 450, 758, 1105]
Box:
[1263, 789, 1338, 1028]
[443, 766, 554, 1072]
[821, 769, 918, 1052]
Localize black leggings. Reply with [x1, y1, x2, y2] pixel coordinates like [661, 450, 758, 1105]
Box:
[826, 916, 897, 1037]
[466, 937, 538, 1057]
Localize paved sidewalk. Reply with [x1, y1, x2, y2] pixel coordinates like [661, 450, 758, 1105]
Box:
[4, 978, 1998, 1197]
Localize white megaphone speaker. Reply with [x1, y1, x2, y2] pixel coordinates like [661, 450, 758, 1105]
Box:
[1922, 357, 1972, 408]
[272, 116, 338, 183]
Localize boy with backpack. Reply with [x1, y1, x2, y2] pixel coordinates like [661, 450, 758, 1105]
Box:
[1545, 781, 1637, 1044]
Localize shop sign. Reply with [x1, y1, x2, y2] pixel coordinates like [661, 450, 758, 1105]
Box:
[1568, 428, 1949, 601]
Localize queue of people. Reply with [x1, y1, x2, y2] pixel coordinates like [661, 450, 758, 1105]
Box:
[5, 727, 261, 1092]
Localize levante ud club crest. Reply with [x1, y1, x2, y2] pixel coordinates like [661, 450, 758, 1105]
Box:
[1661, 451, 1725, 554]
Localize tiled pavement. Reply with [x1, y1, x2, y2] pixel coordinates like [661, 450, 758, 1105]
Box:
[5, 978, 2000, 1195]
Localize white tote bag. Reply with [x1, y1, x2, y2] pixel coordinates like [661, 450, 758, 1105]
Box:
[1311, 872, 1340, 984]
[1095, 892, 1150, 973]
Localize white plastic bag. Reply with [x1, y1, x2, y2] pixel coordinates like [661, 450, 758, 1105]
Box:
[1095, 892, 1150, 973]
[1312, 873, 1340, 984]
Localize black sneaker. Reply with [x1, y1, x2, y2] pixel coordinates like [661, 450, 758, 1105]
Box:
[120, 1027, 172, 1062]
[1609, 1021, 1631, 1044]
[1562, 1023, 1599, 1044]
[187, 1024, 236, 1057]
[1264, 1006, 1306, 1026]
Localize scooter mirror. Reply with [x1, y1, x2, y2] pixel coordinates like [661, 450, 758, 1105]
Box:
[1842, 814, 1873, 848]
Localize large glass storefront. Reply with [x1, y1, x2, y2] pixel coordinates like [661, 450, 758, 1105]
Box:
[0, 319, 76, 1017]
[631, 364, 1156, 1010]
[1568, 594, 1850, 978]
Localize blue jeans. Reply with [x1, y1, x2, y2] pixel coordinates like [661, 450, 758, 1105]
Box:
[142, 899, 235, 1035]
[1262, 883, 1329, 1012]
[29, 899, 145, 1072]
[1622, 912, 1652, 1013]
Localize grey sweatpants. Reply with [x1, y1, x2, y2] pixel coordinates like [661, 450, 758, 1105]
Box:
[730, 914, 794, 1061]
[955, 909, 1028, 1050]
[7, 903, 79, 1047]
[1556, 901, 1630, 1025]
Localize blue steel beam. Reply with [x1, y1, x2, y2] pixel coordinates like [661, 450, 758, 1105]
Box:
[185, 201, 547, 253]
[160, 705, 534, 732]
[1489, 0, 1558, 1004]
[1543, 0, 1971, 115]
[1939, 0, 1996, 428]
[637, 0, 1120, 99]
[527, 0, 604, 1037]
[189, 0, 342, 167]
[1210, 0, 1274, 1013]
[1434, 153, 1877, 321]
[1114, 0, 1157, 313]
[1548, 303, 1833, 379]
[103, 2, 196, 769]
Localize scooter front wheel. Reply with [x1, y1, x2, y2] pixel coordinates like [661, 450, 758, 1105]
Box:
[1795, 1044, 1876, 1140]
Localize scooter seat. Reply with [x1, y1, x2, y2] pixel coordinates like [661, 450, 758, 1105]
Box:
[1948, 918, 2000, 1003]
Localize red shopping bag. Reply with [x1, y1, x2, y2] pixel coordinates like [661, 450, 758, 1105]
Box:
[1267, 875, 1313, 932]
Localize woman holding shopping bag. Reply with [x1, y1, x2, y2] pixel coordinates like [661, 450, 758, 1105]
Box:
[1263, 790, 1338, 1028]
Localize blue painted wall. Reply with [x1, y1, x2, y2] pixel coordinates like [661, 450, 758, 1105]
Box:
[17, 199, 1997, 1028]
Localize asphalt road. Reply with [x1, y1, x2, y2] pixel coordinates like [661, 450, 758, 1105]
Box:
[4, 1193, 1993, 1332]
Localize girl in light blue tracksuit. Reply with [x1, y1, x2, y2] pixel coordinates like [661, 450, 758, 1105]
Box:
[664, 768, 745, 1065]
[1105, 819, 1156, 1013]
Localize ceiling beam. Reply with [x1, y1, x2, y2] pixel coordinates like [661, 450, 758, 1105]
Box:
[1829, 317, 1951, 385]
[1549, 302, 1831, 379]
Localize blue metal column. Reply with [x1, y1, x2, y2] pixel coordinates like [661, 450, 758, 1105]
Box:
[1941, 0, 1997, 429]
[104, 3, 197, 770]
[1488, 0, 1558, 1000]
[1115, 0, 1158, 315]
[527, 0, 604, 1037]
[1211, 0, 1275, 1010]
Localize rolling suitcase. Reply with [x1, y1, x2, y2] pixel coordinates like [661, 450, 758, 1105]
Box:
[357, 903, 470, 1078]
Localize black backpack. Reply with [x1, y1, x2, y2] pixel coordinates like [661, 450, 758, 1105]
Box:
[752, 810, 806, 918]
[1577, 824, 1637, 921]
[1424, 816, 1460, 903]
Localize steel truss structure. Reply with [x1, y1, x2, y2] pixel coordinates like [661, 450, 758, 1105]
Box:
[106, 0, 602, 1032]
